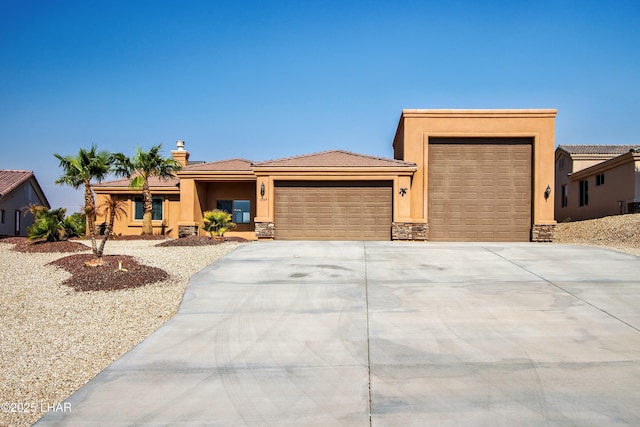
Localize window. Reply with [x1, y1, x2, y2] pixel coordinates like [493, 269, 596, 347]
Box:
[14, 210, 20, 235]
[579, 180, 589, 207]
[596, 173, 605, 186]
[134, 197, 163, 220]
[0, 209, 4, 224]
[217, 200, 251, 224]
[558, 156, 565, 170]
[561, 185, 568, 208]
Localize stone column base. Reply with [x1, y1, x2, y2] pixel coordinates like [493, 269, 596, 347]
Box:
[178, 225, 198, 238]
[255, 222, 275, 239]
[531, 224, 556, 242]
[391, 222, 428, 241]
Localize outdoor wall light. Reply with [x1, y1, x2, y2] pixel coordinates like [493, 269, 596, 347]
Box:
[260, 182, 265, 198]
[399, 187, 407, 197]
[544, 185, 551, 199]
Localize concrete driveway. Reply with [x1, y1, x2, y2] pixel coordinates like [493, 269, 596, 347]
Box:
[37, 242, 640, 426]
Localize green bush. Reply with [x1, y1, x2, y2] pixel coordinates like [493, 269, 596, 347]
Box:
[202, 209, 235, 237]
[67, 212, 86, 236]
[27, 206, 82, 242]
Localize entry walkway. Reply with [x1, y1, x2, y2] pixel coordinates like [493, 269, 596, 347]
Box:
[37, 242, 640, 426]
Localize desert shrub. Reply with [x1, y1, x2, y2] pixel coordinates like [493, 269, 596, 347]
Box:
[202, 209, 235, 237]
[67, 212, 86, 236]
[27, 206, 82, 242]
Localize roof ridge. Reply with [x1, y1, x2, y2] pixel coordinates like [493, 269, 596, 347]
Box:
[255, 149, 414, 166]
[183, 158, 253, 167]
[0, 169, 33, 173]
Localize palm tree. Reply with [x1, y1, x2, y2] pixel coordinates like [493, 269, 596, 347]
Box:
[54, 145, 112, 258]
[111, 144, 182, 235]
[96, 196, 128, 257]
[202, 209, 236, 238]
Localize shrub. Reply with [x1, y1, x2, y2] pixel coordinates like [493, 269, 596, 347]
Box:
[202, 209, 235, 238]
[27, 206, 82, 242]
[67, 212, 86, 236]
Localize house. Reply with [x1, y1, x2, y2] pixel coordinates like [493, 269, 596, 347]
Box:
[0, 170, 51, 236]
[555, 145, 640, 222]
[94, 109, 557, 242]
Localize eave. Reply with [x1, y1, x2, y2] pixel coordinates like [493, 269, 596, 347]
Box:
[401, 109, 558, 119]
[570, 152, 640, 181]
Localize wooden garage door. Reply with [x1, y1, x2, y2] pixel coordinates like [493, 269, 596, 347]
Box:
[275, 181, 392, 240]
[428, 139, 532, 241]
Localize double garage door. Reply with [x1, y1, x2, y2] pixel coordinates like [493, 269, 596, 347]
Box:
[275, 181, 392, 240]
[428, 138, 532, 242]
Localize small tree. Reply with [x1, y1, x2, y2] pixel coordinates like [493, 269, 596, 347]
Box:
[202, 210, 235, 238]
[54, 145, 112, 258]
[96, 196, 128, 257]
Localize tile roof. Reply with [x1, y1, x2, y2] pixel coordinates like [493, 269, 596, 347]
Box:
[0, 170, 34, 199]
[181, 158, 253, 172]
[558, 145, 640, 155]
[93, 175, 179, 188]
[253, 150, 416, 168]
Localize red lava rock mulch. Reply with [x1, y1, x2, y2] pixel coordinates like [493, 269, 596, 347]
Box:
[156, 235, 249, 247]
[49, 254, 169, 292]
[1, 237, 89, 253]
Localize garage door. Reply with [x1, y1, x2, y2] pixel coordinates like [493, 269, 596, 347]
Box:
[428, 138, 532, 242]
[275, 181, 392, 240]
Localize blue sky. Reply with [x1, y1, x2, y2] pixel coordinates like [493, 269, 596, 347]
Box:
[1, 0, 639, 212]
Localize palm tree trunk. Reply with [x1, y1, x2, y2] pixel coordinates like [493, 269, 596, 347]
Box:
[142, 181, 153, 235]
[96, 204, 115, 257]
[84, 181, 98, 257]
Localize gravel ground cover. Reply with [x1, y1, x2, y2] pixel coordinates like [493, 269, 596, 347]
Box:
[0, 238, 245, 427]
[554, 213, 640, 256]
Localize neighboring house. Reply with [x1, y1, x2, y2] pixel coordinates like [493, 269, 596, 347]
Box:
[94, 109, 557, 242]
[555, 145, 640, 222]
[0, 170, 51, 236]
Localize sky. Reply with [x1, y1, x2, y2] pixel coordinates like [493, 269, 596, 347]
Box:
[1, 0, 639, 212]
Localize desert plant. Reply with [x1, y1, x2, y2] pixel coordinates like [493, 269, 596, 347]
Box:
[27, 205, 81, 242]
[111, 145, 182, 235]
[202, 209, 235, 238]
[96, 195, 128, 257]
[54, 145, 112, 258]
[67, 212, 86, 236]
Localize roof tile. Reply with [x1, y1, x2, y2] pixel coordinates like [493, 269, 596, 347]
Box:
[0, 170, 34, 198]
[558, 145, 640, 155]
[253, 150, 416, 168]
[181, 158, 253, 172]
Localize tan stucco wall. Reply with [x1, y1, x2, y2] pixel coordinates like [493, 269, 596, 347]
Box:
[95, 193, 181, 237]
[176, 179, 257, 239]
[394, 110, 557, 228]
[201, 181, 256, 239]
[557, 157, 639, 221]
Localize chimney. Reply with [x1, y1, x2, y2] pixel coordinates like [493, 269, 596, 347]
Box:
[171, 140, 190, 167]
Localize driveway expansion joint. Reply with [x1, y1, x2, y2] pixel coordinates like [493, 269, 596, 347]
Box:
[483, 246, 640, 334]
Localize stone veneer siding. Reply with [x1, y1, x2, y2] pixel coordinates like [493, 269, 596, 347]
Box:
[391, 222, 428, 241]
[531, 224, 556, 242]
[255, 222, 275, 239]
[178, 225, 199, 238]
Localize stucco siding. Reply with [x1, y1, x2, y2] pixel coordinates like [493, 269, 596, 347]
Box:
[95, 193, 181, 237]
[557, 161, 637, 221]
[0, 181, 46, 236]
[201, 181, 256, 237]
